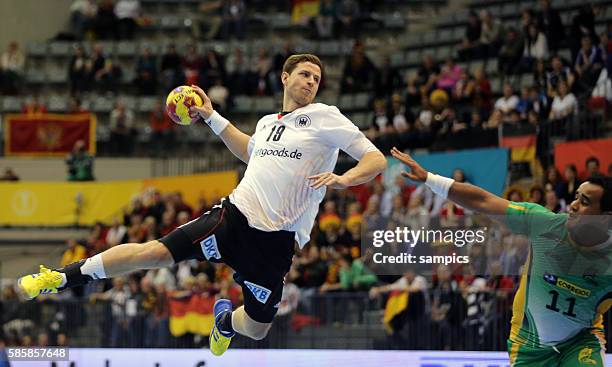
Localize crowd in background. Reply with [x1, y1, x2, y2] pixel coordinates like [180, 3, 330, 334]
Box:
[2, 151, 610, 350]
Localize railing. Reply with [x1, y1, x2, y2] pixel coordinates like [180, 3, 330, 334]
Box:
[2, 292, 610, 350]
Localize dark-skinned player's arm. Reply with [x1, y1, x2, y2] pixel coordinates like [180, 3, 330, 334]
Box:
[390, 147, 509, 216]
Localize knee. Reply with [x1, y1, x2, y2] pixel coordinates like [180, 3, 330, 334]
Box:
[247, 326, 271, 341]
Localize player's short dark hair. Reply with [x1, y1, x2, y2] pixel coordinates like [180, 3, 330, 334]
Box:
[587, 176, 612, 212]
[283, 54, 324, 77]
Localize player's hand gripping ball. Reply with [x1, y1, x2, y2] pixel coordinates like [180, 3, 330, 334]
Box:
[166, 86, 203, 125]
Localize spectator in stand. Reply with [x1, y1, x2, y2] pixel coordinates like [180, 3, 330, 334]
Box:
[430, 264, 465, 350]
[574, 36, 604, 93]
[21, 96, 47, 115]
[436, 57, 462, 94]
[528, 186, 545, 205]
[458, 11, 481, 61]
[225, 47, 251, 94]
[375, 56, 402, 98]
[91, 277, 130, 347]
[220, 0, 247, 40]
[191, 1, 222, 41]
[336, 0, 360, 38]
[68, 97, 88, 114]
[494, 83, 519, 121]
[94, 0, 118, 39]
[478, 9, 504, 59]
[150, 100, 175, 155]
[516, 86, 532, 120]
[544, 165, 567, 202]
[368, 98, 390, 140]
[520, 23, 549, 72]
[106, 217, 127, 247]
[202, 49, 226, 89]
[315, 0, 336, 39]
[563, 164, 581, 204]
[544, 188, 563, 213]
[570, 4, 600, 58]
[109, 101, 135, 156]
[114, 0, 140, 40]
[0, 168, 19, 181]
[60, 239, 88, 268]
[417, 54, 440, 95]
[69, 45, 89, 95]
[547, 56, 575, 96]
[498, 27, 523, 77]
[585, 156, 602, 178]
[89, 44, 106, 77]
[536, 0, 565, 52]
[160, 44, 183, 92]
[134, 47, 158, 95]
[182, 44, 203, 86]
[95, 59, 122, 93]
[341, 41, 377, 93]
[251, 48, 273, 96]
[0, 41, 25, 95]
[472, 67, 492, 113]
[549, 81, 578, 121]
[66, 139, 95, 181]
[70, 0, 98, 39]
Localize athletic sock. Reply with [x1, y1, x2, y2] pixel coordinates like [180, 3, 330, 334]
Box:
[219, 310, 235, 336]
[57, 254, 106, 290]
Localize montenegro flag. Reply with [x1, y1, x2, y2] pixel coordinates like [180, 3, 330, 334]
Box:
[383, 290, 408, 334]
[5, 113, 96, 156]
[169, 293, 216, 337]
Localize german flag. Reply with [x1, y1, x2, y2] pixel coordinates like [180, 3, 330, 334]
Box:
[500, 123, 537, 162]
[383, 290, 408, 334]
[169, 293, 215, 337]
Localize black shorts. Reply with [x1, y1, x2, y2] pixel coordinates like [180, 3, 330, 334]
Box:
[159, 198, 295, 323]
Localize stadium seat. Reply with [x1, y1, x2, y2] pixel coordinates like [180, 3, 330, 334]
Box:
[91, 97, 114, 113]
[1, 97, 22, 112]
[233, 96, 253, 114]
[48, 69, 68, 84]
[25, 69, 46, 84]
[27, 42, 48, 57]
[252, 97, 277, 114]
[337, 95, 354, 111]
[116, 41, 137, 57]
[354, 93, 370, 110]
[49, 42, 72, 57]
[138, 96, 160, 112]
[47, 96, 68, 112]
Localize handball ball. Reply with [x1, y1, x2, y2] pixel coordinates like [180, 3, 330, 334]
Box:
[165, 86, 203, 125]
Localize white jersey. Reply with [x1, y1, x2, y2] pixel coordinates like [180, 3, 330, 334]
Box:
[229, 103, 362, 247]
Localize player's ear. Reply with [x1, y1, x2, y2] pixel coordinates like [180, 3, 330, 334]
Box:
[281, 71, 289, 86]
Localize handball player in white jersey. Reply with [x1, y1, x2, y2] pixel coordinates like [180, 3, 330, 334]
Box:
[17, 54, 387, 356]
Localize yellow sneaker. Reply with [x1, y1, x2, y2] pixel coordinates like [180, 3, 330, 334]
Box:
[17, 265, 64, 299]
[209, 299, 234, 356]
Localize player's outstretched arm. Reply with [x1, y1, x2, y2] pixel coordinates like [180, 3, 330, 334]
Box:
[390, 147, 509, 216]
[190, 85, 251, 163]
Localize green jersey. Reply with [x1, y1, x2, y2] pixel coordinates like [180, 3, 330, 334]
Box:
[505, 202, 612, 347]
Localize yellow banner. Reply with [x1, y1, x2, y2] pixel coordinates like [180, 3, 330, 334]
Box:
[0, 181, 142, 225]
[143, 171, 236, 209]
[0, 171, 237, 226]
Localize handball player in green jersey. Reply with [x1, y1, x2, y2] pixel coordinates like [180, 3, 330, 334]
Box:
[391, 147, 612, 367]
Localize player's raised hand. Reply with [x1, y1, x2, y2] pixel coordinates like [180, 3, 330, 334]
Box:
[390, 147, 428, 182]
[189, 84, 214, 120]
[308, 172, 350, 189]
